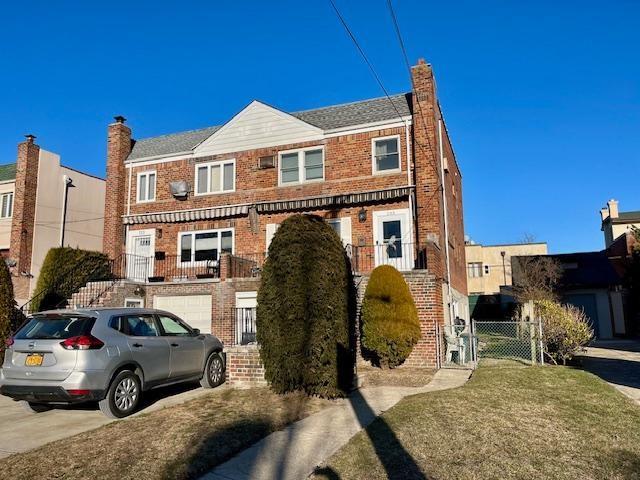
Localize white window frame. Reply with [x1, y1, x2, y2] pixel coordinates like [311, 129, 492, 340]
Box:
[124, 298, 144, 308]
[327, 217, 352, 247]
[136, 171, 156, 203]
[278, 146, 325, 186]
[371, 135, 401, 175]
[468, 262, 483, 278]
[0, 192, 13, 219]
[177, 228, 235, 265]
[194, 159, 236, 196]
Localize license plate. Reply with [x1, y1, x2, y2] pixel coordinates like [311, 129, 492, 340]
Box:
[25, 354, 44, 367]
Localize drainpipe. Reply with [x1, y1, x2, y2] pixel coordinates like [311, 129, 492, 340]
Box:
[404, 120, 415, 247]
[438, 119, 454, 325]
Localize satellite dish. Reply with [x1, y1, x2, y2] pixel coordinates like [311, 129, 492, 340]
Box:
[170, 181, 189, 199]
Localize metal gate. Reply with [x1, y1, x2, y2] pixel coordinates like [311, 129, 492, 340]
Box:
[439, 320, 544, 368]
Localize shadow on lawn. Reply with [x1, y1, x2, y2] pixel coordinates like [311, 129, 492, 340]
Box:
[580, 356, 640, 391]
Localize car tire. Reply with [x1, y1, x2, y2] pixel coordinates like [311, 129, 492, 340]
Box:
[200, 352, 225, 388]
[20, 401, 52, 413]
[99, 370, 142, 419]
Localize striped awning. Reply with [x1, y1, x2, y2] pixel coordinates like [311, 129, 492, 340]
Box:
[255, 186, 412, 213]
[122, 186, 412, 225]
[123, 205, 250, 225]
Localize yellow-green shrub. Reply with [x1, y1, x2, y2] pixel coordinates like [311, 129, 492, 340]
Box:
[535, 299, 593, 365]
[361, 265, 420, 368]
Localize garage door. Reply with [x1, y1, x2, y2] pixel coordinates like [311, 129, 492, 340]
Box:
[153, 295, 213, 334]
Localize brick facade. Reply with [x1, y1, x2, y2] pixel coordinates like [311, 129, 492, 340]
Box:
[9, 135, 40, 300]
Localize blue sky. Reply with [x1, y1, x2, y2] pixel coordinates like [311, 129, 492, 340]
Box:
[0, 1, 638, 253]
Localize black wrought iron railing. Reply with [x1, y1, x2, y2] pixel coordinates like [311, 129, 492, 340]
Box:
[234, 307, 257, 345]
[150, 255, 219, 282]
[228, 253, 266, 279]
[346, 243, 427, 273]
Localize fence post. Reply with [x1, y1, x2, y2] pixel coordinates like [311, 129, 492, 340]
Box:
[538, 319, 544, 365]
[471, 318, 477, 366]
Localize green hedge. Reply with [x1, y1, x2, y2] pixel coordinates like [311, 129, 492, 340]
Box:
[32, 248, 112, 312]
[0, 259, 23, 363]
[361, 265, 421, 368]
[256, 215, 356, 398]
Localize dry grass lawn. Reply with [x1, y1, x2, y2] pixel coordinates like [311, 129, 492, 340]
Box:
[1, 387, 332, 480]
[313, 366, 640, 480]
[358, 364, 435, 387]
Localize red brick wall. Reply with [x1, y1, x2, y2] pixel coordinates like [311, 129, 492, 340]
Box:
[225, 346, 267, 387]
[103, 120, 132, 260]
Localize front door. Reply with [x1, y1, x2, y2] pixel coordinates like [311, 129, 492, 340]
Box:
[373, 209, 413, 270]
[126, 229, 155, 281]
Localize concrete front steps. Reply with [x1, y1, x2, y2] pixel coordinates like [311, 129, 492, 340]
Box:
[67, 280, 126, 309]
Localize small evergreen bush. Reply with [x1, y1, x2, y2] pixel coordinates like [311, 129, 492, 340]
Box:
[535, 299, 593, 365]
[256, 215, 355, 398]
[361, 265, 421, 368]
[32, 247, 111, 312]
[0, 259, 21, 363]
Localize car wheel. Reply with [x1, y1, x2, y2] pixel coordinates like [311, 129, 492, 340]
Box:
[20, 401, 52, 413]
[99, 370, 142, 419]
[200, 352, 225, 388]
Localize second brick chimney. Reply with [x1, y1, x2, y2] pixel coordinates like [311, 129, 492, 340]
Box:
[103, 116, 132, 260]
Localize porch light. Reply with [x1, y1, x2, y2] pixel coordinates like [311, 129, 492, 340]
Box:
[358, 208, 367, 223]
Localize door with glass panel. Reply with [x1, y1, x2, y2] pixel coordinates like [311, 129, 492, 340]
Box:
[126, 229, 154, 281]
[373, 210, 413, 270]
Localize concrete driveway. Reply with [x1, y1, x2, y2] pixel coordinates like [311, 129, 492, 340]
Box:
[0, 381, 216, 459]
[579, 339, 640, 405]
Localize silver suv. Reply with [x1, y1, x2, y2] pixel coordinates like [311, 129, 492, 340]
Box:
[0, 308, 225, 418]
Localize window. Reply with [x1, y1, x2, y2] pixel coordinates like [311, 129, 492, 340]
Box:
[468, 262, 483, 278]
[372, 136, 401, 173]
[123, 314, 159, 337]
[179, 229, 233, 264]
[158, 315, 191, 335]
[0, 192, 13, 218]
[327, 217, 352, 246]
[124, 298, 144, 308]
[195, 160, 235, 195]
[279, 147, 324, 185]
[137, 171, 156, 202]
[16, 315, 94, 340]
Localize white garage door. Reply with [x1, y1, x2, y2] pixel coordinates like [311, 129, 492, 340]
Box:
[153, 295, 212, 334]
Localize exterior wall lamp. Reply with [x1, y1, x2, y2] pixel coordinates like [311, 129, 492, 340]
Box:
[358, 208, 367, 223]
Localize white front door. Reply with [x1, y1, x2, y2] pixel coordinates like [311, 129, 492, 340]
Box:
[126, 229, 155, 281]
[373, 209, 413, 270]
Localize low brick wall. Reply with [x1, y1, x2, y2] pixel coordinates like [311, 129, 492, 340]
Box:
[225, 345, 267, 388]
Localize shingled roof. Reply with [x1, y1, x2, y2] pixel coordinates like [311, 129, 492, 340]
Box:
[0, 163, 16, 182]
[127, 93, 412, 161]
[612, 210, 640, 224]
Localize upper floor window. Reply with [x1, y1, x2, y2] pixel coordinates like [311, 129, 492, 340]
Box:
[0, 192, 13, 218]
[195, 160, 235, 195]
[468, 262, 483, 278]
[179, 228, 233, 264]
[279, 147, 324, 185]
[372, 135, 401, 173]
[137, 171, 156, 203]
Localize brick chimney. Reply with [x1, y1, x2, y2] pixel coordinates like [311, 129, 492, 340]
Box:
[607, 199, 619, 219]
[103, 116, 132, 260]
[9, 135, 40, 281]
[410, 59, 446, 280]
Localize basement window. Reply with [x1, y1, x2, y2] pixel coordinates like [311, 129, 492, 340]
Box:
[0, 192, 13, 218]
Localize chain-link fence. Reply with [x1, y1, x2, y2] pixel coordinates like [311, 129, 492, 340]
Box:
[438, 320, 544, 368]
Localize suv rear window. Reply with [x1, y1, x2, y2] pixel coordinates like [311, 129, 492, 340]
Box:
[15, 315, 95, 340]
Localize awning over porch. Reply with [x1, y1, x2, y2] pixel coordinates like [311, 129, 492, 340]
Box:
[122, 205, 250, 225]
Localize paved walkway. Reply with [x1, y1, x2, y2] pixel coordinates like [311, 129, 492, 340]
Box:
[202, 368, 472, 480]
[0, 381, 215, 459]
[579, 340, 640, 405]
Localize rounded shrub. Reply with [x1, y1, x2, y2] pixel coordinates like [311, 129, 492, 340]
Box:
[256, 214, 355, 398]
[361, 265, 420, 368]
[33, 247, 111, 312]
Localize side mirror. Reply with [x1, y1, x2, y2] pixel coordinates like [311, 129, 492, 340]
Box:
[192, 328, 201, 335]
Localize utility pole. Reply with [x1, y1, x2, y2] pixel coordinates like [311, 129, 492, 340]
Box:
[500, 250, 507, 285]
[60, 175, 74, 247]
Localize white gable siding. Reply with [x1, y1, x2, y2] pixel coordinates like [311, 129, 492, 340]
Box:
[195, 101, 324, 157]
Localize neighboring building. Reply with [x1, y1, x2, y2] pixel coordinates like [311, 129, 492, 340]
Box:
[465, 241, 548, 295]
[94, 59, 467, 374]
[2, 135, 105, 304]
[513, 251, 627, 339]
[601, 199, 640, 248]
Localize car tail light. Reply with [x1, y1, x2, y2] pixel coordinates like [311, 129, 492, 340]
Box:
[60, 335, 104, 350]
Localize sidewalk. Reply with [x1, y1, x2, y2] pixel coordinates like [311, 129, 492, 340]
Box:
[201, 368, 472, 480]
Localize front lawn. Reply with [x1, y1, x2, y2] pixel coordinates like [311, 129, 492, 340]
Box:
[313, 366, 640, 480]
[1, 387, 332, 480]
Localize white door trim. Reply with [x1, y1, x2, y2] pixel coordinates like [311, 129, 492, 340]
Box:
[126, 228, 155, 281]
[372, 208, 413, 270]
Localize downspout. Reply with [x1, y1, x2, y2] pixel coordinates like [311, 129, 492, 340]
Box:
[404, 120, 415, 246]
[438, 118, 454, 325]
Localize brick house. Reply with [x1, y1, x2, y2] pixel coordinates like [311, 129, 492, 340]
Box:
[0, 136, 105, 305]
[98, 59, 467, 381]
